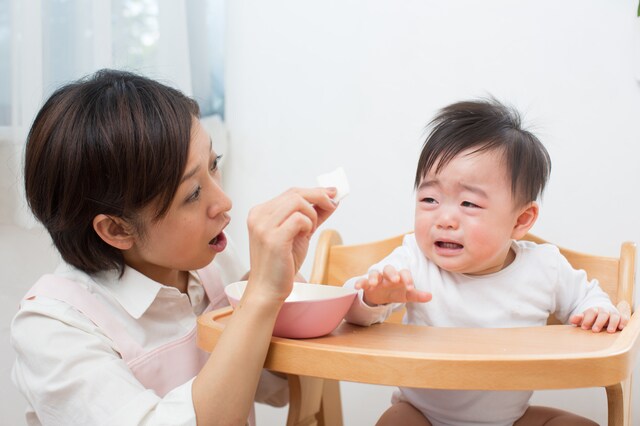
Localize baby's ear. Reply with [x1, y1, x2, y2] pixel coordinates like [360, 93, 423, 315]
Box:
[93, 214, 135, 250]
[511, 202, 539, 240]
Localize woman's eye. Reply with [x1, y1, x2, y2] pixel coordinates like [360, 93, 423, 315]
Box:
[210, 154, 223, 172]
[188, 186, 202, 202]
[461, 201, 479, 208]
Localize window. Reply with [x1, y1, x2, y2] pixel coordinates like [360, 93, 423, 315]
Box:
[0, 0, 225, 144]
[0, 0, 226, 226]
[0, 0, 10, 126]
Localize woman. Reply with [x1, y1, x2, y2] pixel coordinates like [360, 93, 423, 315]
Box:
[11, 69, 338, 425]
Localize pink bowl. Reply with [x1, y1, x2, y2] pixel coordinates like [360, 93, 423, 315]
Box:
[224, 281, 357, 338]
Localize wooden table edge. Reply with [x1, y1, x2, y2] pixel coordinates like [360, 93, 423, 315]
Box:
[197, 307, 640, 390]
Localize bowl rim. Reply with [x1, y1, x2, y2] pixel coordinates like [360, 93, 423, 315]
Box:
[224, 280, 357, 304]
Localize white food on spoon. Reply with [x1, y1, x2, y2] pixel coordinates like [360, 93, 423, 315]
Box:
[316, 167, 350, 203]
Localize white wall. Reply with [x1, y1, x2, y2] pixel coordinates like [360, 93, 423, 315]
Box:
[223, 1, 640, 425]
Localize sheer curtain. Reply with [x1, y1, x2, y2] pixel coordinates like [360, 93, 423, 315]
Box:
[0, 0, 226, 227]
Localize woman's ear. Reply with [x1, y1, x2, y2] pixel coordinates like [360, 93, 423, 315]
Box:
[511, 202, 539, 240]
[93, 214, 135, 250]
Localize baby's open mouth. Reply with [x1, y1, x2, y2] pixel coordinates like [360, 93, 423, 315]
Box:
[436, 241, 463, 249]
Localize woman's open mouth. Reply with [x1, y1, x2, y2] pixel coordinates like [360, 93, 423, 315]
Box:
[209, 231, 228, 252]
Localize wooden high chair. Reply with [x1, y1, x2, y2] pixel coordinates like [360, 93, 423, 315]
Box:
[284, 230, 638, 426]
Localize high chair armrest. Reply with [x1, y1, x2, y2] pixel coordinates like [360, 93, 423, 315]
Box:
[610, 308, 640, 363]
[197, 307, 640, 391]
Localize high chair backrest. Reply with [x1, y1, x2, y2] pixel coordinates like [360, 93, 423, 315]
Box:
[521, 234, 636, 308]
[310, 231, 405, 287]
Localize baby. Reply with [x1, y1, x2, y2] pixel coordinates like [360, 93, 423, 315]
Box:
[343, 98, 626, 426]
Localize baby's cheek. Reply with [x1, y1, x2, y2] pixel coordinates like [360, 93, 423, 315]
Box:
[414, 234, 431, 257]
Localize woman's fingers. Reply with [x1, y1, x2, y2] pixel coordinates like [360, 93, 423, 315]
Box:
[244, 187, 340, 305]
[308, 187, 339, 226]
[279, 211, 314, 239]
[259, 187, 337, 235]
[248, 187, 337, 246]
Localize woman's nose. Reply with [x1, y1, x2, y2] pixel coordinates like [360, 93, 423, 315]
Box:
[206, 177, 232, 218]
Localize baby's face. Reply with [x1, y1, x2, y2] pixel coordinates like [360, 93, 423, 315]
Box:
[414, 148, 524, 275]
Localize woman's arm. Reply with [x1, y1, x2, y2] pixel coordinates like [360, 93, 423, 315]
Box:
[192, 187, 336, 425]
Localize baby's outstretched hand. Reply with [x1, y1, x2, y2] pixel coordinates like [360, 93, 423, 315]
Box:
[354, 265, 432, 307]
[569, 301, 630, 333]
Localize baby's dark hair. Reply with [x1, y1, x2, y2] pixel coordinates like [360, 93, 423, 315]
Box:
[414, 98, 551, 207]
[24, 69, 200, 274]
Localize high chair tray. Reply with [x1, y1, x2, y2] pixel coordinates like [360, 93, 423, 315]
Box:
[197, 306, 640, 390]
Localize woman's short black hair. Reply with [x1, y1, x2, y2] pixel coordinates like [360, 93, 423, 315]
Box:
[415, 98, 551, 207]
[24, 69, 200, 274]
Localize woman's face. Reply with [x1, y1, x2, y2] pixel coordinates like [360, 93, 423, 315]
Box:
[123, 120, 232, 288]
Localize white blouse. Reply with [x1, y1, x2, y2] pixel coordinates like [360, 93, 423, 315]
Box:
[11, 239, 287, 426]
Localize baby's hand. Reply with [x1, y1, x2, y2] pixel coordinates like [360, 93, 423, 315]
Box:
[354, 265, 432, 306]
[569, 301, 630, 333]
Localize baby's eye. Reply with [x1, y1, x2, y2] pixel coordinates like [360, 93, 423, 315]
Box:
[461, 201, 479, 208]
[210, 154, 223, 173]
[421, 197, 437, 204]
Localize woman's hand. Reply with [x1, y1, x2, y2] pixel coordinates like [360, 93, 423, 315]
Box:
[245, 187, 337, 303]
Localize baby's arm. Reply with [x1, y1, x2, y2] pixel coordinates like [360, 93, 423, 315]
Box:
[569, 301, 630, 333]
[356, 265, 432, 306]
[550, 247, 628, 334]
[344, 237, 432, 326]
[344, 266, 431, 327]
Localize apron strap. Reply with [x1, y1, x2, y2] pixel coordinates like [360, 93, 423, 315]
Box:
[25, 275, 145, 361]
[197, 263, 229, 310]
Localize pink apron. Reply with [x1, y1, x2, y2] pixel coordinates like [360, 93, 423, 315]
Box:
[24, 264, 256, 425]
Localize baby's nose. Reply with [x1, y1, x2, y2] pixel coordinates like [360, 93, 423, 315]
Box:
[436, 210, 458, 229]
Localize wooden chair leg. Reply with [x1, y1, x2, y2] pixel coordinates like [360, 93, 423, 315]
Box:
[627, 377, 634, 425]
[317, 379, 343, 426]
[286, 375, 325, 426]
[606, 378, 632, 426]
